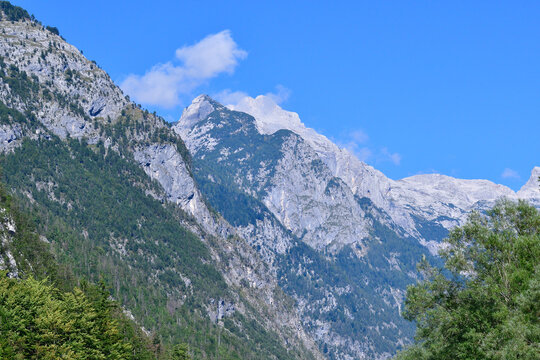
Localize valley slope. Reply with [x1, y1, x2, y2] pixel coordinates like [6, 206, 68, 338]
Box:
[0, 4, 320, 359]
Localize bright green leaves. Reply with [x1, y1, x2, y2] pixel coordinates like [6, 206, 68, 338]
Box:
[0, 273, 132, 360]
[396, 200, 540, 360]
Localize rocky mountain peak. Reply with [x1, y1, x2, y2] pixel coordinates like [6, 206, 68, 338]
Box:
[219, 94, 540, 243]
[172, 94, 220, 139]
[517, 166, 540, 199]
[0, 12, 128, 142]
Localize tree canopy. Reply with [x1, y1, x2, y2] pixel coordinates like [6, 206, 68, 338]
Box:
[0, 273, 134, 360]
[395, 200, 540, 359]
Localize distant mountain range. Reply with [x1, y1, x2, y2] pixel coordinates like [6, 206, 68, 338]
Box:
[0, 2, 538, 359]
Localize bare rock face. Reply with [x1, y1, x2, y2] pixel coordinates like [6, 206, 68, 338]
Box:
[517, 167, 540, 204]
[133, 144, 206, 218]
[0, 20, 127, 141]
[0, 123, 24, 152]
[263, 133, 369, 251]
[229, 94, 540, 246]
[0, 208, 18, 278]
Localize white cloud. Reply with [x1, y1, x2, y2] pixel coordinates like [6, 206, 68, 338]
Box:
[120, 30, 247, 108]
[213, 89, 249, 105]
[336, 128, 372, 161]
[350, 130, 369, 144]
[382, 147, 402, 165]
[175, 31, 247, 79]
[216, 85, 291, 108]
[337, 131, 401, 166]
[339, 138, 372, 162]
[501, 168, 520, 179]
[265, 85, 291, 105]
[355, 147, 373, 162]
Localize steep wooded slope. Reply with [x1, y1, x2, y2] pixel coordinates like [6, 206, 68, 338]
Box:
[0, 3, 320, 359]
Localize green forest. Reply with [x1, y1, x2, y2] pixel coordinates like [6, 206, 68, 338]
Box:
[0, 181, 164, 359]
[0, 135, 300, 360]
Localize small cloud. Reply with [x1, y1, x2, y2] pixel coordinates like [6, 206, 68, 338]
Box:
[121, 30, 246, 108]
[175, 30, 247, 79]
[350, 130, 369, 144]
[336, 128, 371, 160]
[381, 147, 402, 165]
[337, 132, 400, 166]
[501, 168, 520, 179]
[217, 85, 291, 108]
[356, 147, 372, 162]
[390, 153, 402, 165]
[265, 85, 291, 105]
[214, 89, 249, 105]
[340, 140, 372, 161]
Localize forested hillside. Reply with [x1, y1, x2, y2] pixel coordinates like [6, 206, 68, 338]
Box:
[0, 179, 159, 359]
[0, 2, 320, 359]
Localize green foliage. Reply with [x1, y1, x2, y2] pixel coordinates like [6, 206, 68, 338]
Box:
[396, 200, 540, 360]
[0, 180, 60, 282]
[170, 343, 191, 360]
[45, 25, 59, 36]
[0, 173, 158, 359]
[0, 1, 30, 22]
[0, 272, 135, 359]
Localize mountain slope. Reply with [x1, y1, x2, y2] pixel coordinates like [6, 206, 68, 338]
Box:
[0, 172, 158, 359]
[174, 94, 539, 359]
[0, 4, 321, 359]
[174, 96, 440, 359]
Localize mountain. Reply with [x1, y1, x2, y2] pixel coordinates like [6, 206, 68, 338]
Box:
[1, 1, 539, 359]
[228, 95, 539, 250]
[173, 94, 539, 358]
[0, 3, 320, 359]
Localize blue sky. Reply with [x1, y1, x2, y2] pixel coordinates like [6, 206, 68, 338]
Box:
[12, 1, 540, 189]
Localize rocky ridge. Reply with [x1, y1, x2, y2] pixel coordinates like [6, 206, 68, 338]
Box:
[230, 95, 540, 247]
[174, 96, 429, 359]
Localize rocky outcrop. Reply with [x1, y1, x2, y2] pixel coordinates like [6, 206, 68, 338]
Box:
[0, 207, 18, 278]
[0, 19, 126, 141]
[133, 143, 213, 227]
[263, 133, 369, 251]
